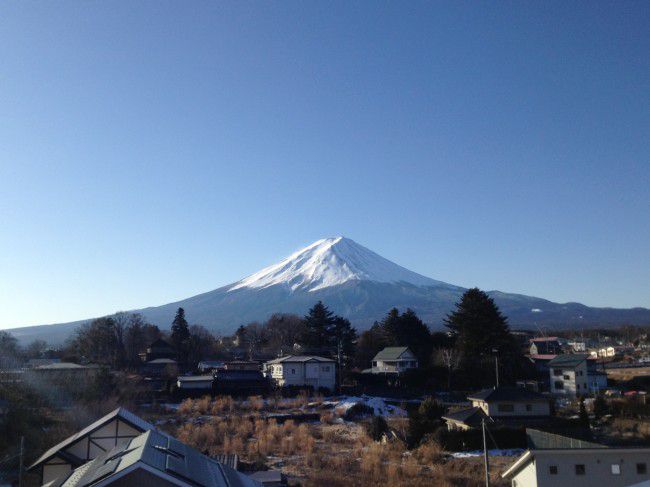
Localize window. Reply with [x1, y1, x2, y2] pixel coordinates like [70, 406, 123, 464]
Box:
[637, 463, 647, 474]
[554, 368, 563, 376]
[525, 404, 532, 412]
[577, 384, 580, 390]
[611, 464, 621, 475]
[323, 366, 330, 372]
[575, 464, 585, 475]
[578, 370, 583, 376]
[497, 404, 514, 412]
[291, 368, 295, 374]
[563, 374, 571, 380]
[554, 381, 564, 390]
[549, 466, 558, 475]
[372, 361, 377, 367]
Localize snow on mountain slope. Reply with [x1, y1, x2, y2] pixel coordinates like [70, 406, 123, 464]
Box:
[229, 237, 451, 292]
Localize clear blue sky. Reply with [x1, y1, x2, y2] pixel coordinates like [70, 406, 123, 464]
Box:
[1, 2, 649, 329]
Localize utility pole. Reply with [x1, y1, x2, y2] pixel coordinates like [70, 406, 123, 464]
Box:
[19, 436, 24, 487]
[492, 348, 499, 388]
[482, 419, 490, 487]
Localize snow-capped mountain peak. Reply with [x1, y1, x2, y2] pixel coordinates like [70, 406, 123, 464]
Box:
[229, 236, 446, 292]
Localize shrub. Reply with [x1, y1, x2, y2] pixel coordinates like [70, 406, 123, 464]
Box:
[365, 416, 389, 442]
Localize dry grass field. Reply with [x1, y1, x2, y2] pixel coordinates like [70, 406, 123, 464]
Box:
[161, 395, 512, 487]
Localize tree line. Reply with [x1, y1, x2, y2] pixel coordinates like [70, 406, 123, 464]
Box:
[1, 287, 530, 387]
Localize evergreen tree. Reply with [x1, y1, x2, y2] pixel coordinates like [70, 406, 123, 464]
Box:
[378, 308, 433, 364]
[332, 316, 358, 369]
[303, 301, 335, 350]
[593, 394, 609, 420]
[170, 307, 190, 362]
[578, 396, 591, 432]
[444, 288, 520, 384]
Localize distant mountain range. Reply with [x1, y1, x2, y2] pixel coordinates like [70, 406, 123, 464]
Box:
[8, 237, 650, 345]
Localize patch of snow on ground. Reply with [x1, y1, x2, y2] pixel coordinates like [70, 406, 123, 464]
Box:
[451, 449, 524, 458]
[335, 396, 406, 417]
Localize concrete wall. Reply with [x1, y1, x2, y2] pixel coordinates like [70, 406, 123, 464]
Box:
[510, 450, 650, 487]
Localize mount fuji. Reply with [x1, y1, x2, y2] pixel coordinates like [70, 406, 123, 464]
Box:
[8, 237, 650, 344]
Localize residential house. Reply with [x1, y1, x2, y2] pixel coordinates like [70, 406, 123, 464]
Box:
[142, 358, 178, 378]
[548, 354, 607, 396]
[443, 387, 551, 431]
[529, 337, 562, 356]
[502, 434, 650, 487]
[369, 347, 418, 374]
[138, 338, 175, 363]
[264, 355, 336, 391]
[28, 408, 158, 485]
[38, 429, 260, 487]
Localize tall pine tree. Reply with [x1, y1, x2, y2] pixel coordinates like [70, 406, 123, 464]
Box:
[332, 316, 358, 369]
[170, 307, 190, 362]
[444, 288, 520, 385]
[303, 301, 335, 350]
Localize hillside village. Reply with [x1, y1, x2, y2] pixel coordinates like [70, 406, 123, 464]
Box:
[2, 289, 650, 487]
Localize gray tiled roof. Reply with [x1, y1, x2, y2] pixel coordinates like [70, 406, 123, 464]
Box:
[372, 347, 411, 361]
[51, 430, 260, 487]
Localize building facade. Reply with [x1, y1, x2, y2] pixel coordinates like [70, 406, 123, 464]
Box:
[548, 354, 607, 396]
[370, 347, 418, 374]
[502, 448, 650, 487]
[264, 355, 335, 391]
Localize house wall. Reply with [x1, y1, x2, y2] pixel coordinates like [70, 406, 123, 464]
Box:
[512, 450, 650, 487]
[510, 459, 536, 487]
[550, 362, 588, 396]
[43, 462, 73, 484]
[44, 419, 144, 483]
[474, 400, 550, 417]
[269, 362, 335, 391]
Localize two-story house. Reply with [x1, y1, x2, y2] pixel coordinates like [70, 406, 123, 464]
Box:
[369, 347, 418, 374]
[548, 354, 607, 396]
[443, 387, 551, 431]
[264, 355, 336, 391]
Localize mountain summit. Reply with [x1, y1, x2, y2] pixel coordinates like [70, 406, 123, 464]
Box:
[230, 237, 448, 292]
[8, 237, 650, 345]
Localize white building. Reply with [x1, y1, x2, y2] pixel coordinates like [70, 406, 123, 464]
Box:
[548, 354, 607, 396]
[264, 355, 335, 391]
[502, 447, 650, 487]
[370, 347, 418, 374]
[443, 387, 550, 431]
